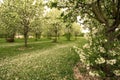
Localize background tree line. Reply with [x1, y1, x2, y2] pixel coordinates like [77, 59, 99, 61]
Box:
[0, 0, 83, 47]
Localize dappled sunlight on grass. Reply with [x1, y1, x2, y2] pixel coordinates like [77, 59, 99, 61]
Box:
[0, 38, 86, 80]
[0, 42, 81, 80]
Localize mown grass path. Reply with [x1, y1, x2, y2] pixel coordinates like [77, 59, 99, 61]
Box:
[0, 41, 81, 80]
[0, 41, 50, 48]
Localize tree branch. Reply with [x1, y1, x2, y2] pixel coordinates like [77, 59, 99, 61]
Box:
[91, 2, 106, 23]
[107, 0, 120, 33]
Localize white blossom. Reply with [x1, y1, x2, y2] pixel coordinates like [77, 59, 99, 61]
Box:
[79, 53, 86, 63]
[89, 71, 99, 77]
[83, 44, 90, 49]
[73, 46, 77, 49]
[99, 47, 106, 53]
[95, 57, 105, 64]
[86, 64, 90, 70]
[114, 70, 120, 76]
[109, 50, 116, 56]
[104, 39, 108, 42]
[106, 59, 116, 65]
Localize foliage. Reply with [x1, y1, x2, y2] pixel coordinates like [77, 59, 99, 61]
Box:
[64, 22, 82, 41]
[0, 0, 44, 46]
[30, 16, 44, 40]
[73, 20, 120, 79]
[16, 0, 44, 46]
[64, 23, 73, 41]
[50, 0, 120, 79]
[72, 22, 82, 39]
[0, 20, 7, 38]
[0, 1, 21, 39]
[45, 8, 64, 42]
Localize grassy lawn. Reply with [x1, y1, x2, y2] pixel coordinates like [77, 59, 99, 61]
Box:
[0, 37, 86, 80]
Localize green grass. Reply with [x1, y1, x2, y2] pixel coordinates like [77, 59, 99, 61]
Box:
[0, 37, 86, 80]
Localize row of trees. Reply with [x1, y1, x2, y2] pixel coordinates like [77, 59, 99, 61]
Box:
[0, 0, 82, 47]
[0, 0, 44, 47]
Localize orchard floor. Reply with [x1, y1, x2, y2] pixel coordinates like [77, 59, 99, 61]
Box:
[0, 38, 86, 80]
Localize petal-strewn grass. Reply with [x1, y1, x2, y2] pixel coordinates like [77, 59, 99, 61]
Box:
[0, 38, 86, 80]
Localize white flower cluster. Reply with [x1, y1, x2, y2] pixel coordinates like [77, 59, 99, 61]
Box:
[92, 27, 98, 34]
[109, 50, 117, 56]
[95, 57, 117, 65]
[73, 46, 79, 54]
[73, 45, 89, 65]
[95, 57, 105, 64]
[79, 51, 87, 63]
[86, 64, 90, 70]
[114, 70, 120, 76]
[99, 47, 106, 53]
[73, 34, 120, 78]
[106, 59, 116, 65]
[83, 44, 90, 49]
[73, 46, 87, 64]
[89, 71, 100, 77]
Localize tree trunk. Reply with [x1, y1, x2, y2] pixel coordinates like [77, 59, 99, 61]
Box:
[53, 30, 58, 43]
[6, 32, 15, 42]
[102, 25, 116, 77]
[75, 34, 77, 40]
[24, 25, 29, 47]
[104, 25, 116, 50]
[38, 32, 41, 39]
[24, 33, 28, 47]
[68, 32, 71, 41]
[35, 33, 38, 41]
[66, 32, 71, 41]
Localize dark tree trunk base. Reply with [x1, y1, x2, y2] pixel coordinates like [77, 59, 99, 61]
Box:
[6, 38, 15, 42]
